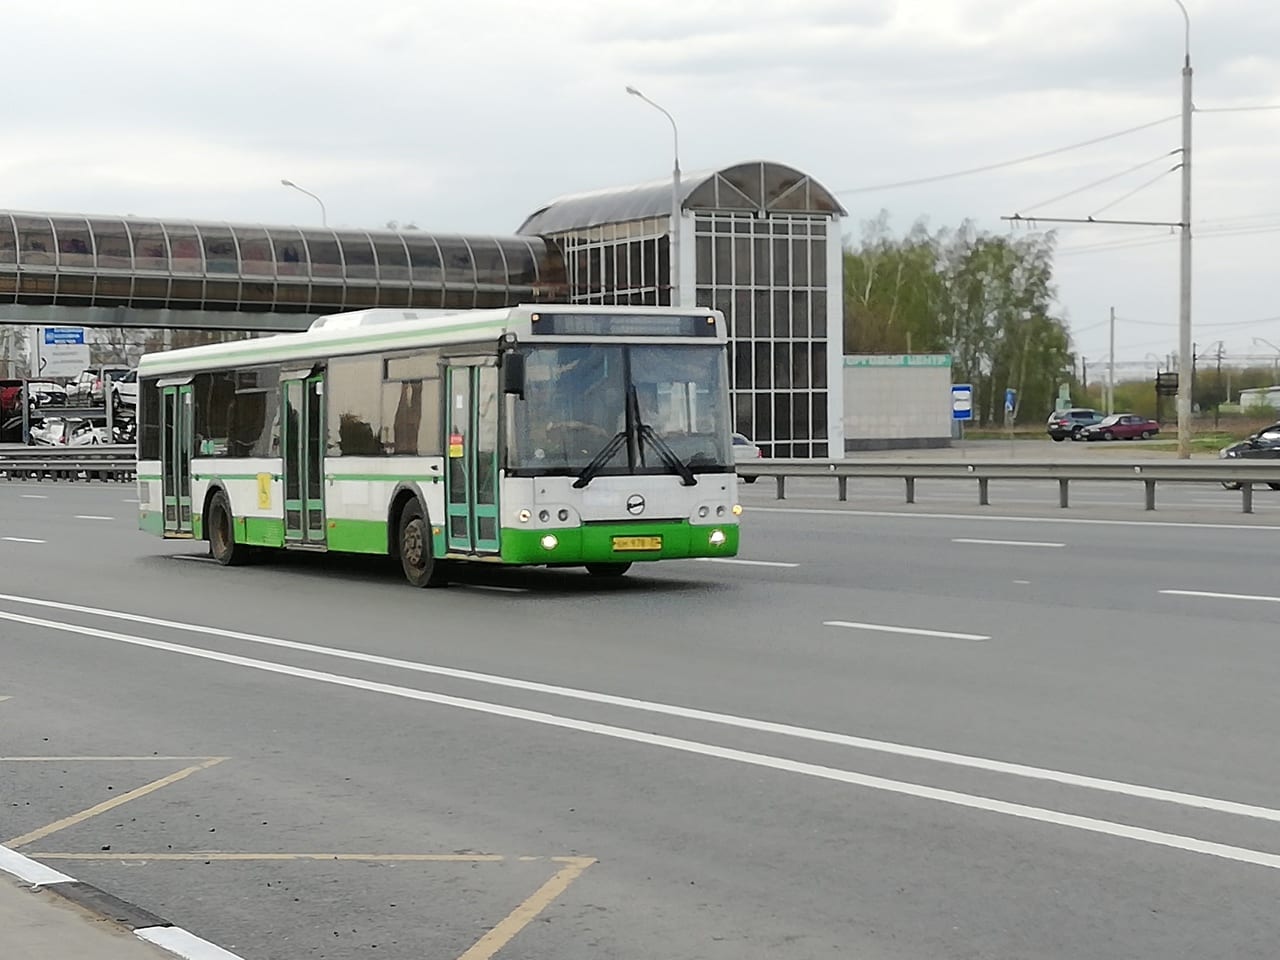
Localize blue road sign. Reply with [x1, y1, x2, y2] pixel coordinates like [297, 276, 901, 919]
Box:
[1005, 388, 1017, 413]
[951, 384, 974, 421]
[43, 327, 85, 345]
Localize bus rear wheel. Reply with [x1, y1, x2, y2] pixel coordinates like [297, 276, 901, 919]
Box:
[208, 490, 251, 566]
[399, 501, 448, 588]
[585, 562, 631, 578]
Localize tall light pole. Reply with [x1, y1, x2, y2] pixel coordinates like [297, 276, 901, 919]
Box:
[1173, 0, 1193, 458]
[625, 86, 682, 306]
[280, 178, 328, 227]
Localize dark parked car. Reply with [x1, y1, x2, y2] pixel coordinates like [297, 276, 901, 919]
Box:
[1046, 407, 1103, 440]
[1219, 422, 1280, 490]
[1080, 414, 1161, 441]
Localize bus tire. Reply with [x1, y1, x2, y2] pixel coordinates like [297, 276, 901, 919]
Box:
[398, 501, 448, 588]
[585, 562, 631, 578]
[208, 490, 251, 566]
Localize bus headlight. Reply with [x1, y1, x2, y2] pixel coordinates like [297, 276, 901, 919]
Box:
[709, 529, 726, 547]
[518, 509, 531, 523]
[540, 534, 559, 550]
[731, 504, 743, 516]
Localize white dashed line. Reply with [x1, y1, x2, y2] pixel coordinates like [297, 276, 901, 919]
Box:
[694, 558, 800, 568]
[20, 495, 47, 500]
[172, 555, 217, 563]
[952, 538, 1065, 548]
[74, 515, 115, 521]
[3, 537, 45, 544]
[1160, 589, 1280, 604]
[824, 620, 991, 641]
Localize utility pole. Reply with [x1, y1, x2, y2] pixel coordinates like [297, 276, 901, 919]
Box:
[1175, 1, 1193, 458]
[1108, 306, 1116, 415]
[1214, 341, 1224, 428]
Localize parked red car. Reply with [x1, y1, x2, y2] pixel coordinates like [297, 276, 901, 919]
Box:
[1080, 414, 1161, 441]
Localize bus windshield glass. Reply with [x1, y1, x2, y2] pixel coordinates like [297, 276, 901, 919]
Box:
[509, 344, 730, 477]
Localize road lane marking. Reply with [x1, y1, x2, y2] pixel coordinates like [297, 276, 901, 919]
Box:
[121, 498, 140, 503]
[458, 857, 596, 960]
[5, 608, 1280, 874]
[952, 538, 1064, 548]
[5, 757, 227, 848]
[1, 756, 220, 761]
[0, 696, 10, 703]
[824, 620, 991, 641]
[458, 584, 529, 594]
[32, 852, 509, 861]
[74, 515, 114, 521]
[20, 495, 47, 500]
[693, 558, 800, 567]
[2, 591, 1279, 827]
[3, 537, 45, 544]
[1160, 589, 1280, 604]
[172, 555, 217, 563]
[749, 506, 1280, 531]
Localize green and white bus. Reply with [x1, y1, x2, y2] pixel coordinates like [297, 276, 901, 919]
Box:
[135, 304, 741, 585]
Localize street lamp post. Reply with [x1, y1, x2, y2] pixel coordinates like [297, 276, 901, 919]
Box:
[1173, 0, 1193, 458]
[280, 178, 328, 227]
[625, 86, 682, 306]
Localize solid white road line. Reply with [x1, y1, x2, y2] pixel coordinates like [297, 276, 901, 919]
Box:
[74, 515, 114, 521]
[7, 607, 1280, 874]
[750, 506, 1280, 532]
[1, 591, 1278, 827]
[135, 926, 247, 960]
[952, 538, 1065, 548]
[1160, 589, 1280, 604]
[2, 537, 45, 544]
[824, 620, 991, 641]
[171, 555, 217, 563]
[0, 844, 74, 886]
[693, 558, 800, 568]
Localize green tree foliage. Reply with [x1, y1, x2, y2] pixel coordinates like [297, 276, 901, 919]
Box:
[843, 213, 1074, 424]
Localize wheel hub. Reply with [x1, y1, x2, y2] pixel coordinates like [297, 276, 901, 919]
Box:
[403, 519, 425, 568]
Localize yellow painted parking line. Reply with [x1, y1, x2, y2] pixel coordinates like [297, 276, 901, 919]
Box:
[5, 757, 227, 848]
[457, 856, 597, 960]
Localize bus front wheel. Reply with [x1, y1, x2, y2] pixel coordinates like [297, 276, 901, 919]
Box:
[585, 562, 631, 578]
[399, 501, 448, 588]
[208, 490, 251, 566]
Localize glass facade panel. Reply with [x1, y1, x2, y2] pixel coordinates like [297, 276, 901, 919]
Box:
[0, 215, 17, 264]
[339, 234, 376, 280]
[51, 218, 93, 268]
[235, 227, 274, 276]
[167, 225, 202, 273]
[199, 226, 237, 274]
[436, 237, 475, 286]
[371, 235, 409, 282]
[500, 239, 538, 286]
[15, 216, 56, 266]
[270, 229, 306, 277]
[404, 235, 443, 286]
[302, 230, 343, 278]
[468, 238, 507, 287]
[89, 220, 132, 271]
[131, 222, 169, 271]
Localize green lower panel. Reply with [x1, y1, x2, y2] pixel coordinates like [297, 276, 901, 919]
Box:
[501, 520, 739, 565]
[239, 516, 286, 548]
[326, 518, 390, 555]
[192, 515, 203, 540]
[138, 510, 165, 536]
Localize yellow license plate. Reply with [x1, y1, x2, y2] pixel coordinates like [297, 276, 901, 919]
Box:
[612, 535, 663, 552]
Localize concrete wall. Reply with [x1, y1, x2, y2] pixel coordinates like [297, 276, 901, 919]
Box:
[842, 355, 953, 452]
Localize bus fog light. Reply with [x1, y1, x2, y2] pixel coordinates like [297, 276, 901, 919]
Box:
[698, 505, 709, 518]
[540, 534, 559, 550]
[538, 509, 550, 522]
[731, 504, 743, 516]
[558, 508, 570, 521]
[709, 529, 726, 547]
[518, 509, 531, 522]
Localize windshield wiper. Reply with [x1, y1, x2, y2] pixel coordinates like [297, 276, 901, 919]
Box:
[638, 423, 697, 486]
[572, 430, 628, 489]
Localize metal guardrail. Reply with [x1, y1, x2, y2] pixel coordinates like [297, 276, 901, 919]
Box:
[737, 459, 1280, 514]
[0, 445, 136, 482]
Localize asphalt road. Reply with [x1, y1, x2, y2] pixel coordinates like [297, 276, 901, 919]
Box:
[3, 479, 1280, 959]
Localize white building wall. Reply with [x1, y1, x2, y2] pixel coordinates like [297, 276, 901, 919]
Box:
[842, 355, 953, 451]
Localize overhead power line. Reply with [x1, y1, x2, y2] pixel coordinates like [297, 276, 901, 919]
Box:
[1195, 105, 1280, 114]
[1014, 149, 1179, 217]
[1088, 165, 1180, 218]
[833, 114, 1179, 195]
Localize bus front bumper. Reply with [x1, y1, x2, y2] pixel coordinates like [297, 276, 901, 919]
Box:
[500, 520, 739, 565]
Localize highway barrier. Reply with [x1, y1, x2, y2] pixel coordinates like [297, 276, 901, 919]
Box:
[736, 459, 1280, 514]
[0, 445, 136, 482]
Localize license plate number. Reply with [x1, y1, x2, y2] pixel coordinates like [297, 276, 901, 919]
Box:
[612, 535, 662, 552]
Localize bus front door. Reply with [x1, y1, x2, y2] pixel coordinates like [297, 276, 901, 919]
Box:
[281, 373, 326, 545]
[445, 364, 500, 555]
[161, 384, 193, 536]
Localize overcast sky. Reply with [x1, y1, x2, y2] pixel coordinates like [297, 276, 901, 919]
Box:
[3, 0, 1277, 368]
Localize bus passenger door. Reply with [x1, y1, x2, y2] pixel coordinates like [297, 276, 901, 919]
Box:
[161, 383, 193, 536]
[445, 365, 500, 554]
[281, 373, 326, 545]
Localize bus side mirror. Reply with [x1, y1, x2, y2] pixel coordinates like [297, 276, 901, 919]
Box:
[501, 352, 525, 398]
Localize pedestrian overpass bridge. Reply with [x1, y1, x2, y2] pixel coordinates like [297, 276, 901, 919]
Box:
[0, 210, 567, 331]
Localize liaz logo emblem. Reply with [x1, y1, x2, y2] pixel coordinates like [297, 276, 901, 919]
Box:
[626, 494, 646, 515]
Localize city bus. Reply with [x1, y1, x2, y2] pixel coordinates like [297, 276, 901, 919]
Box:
[135, 304, 741, 585]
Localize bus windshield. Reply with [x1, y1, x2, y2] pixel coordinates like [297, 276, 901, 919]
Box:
[509, 344, 730, 477]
